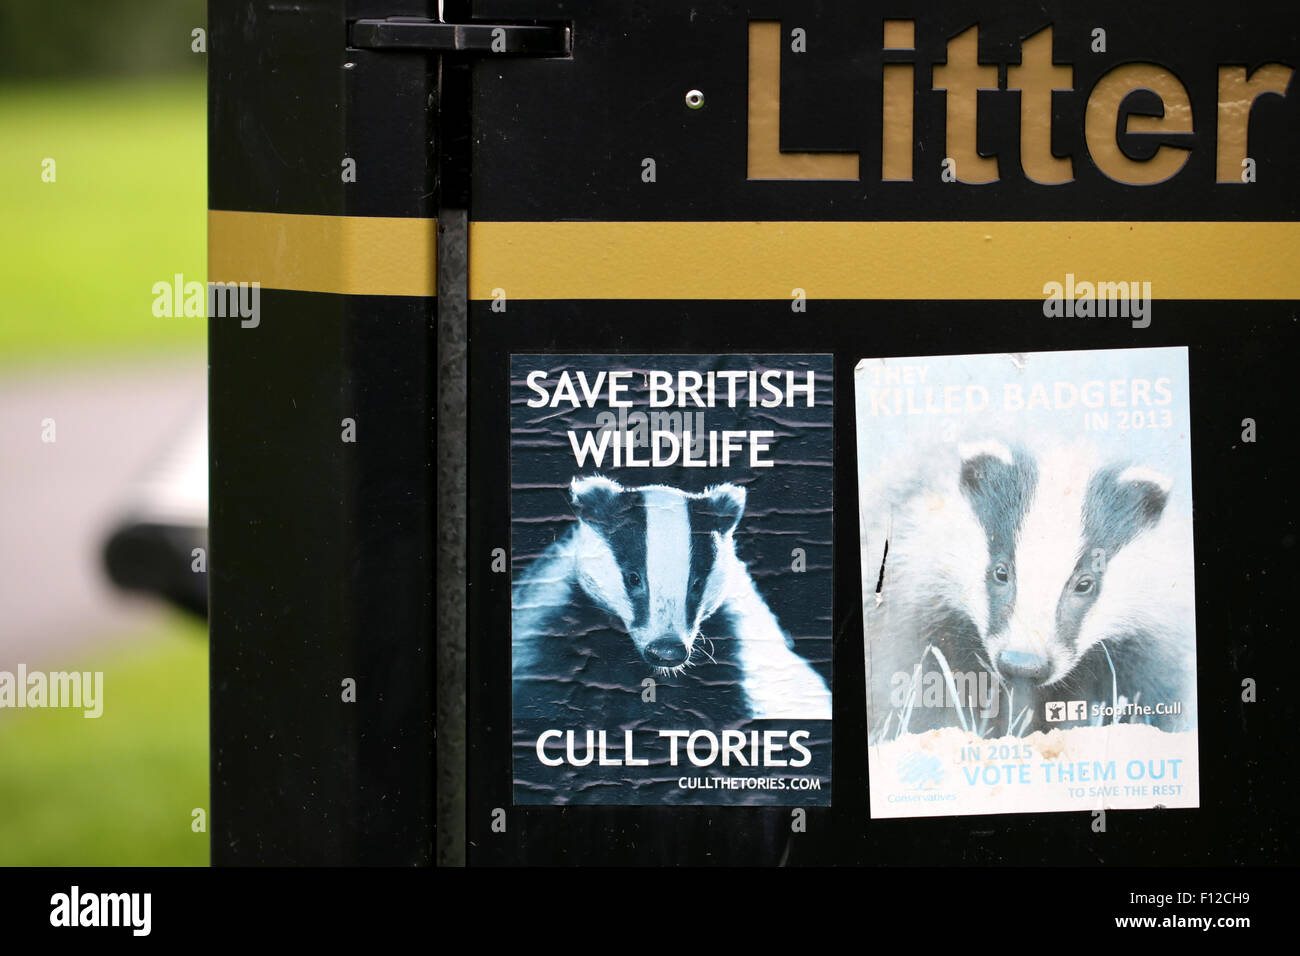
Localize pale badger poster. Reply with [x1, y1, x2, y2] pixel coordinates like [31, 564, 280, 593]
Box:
[511, 354, 832, 805]
[855, 347, 1198, 818]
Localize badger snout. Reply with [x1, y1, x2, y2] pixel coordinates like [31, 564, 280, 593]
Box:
[643, 635, 690, 668]
[997, 650, 1051, 682]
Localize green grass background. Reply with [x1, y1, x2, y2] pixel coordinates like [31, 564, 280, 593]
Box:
[0, 76, 209, 865]
[0, 619, 209, 866]
[0, 77, 206, 364]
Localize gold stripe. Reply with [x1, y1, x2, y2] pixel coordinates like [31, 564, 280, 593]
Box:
[467, 221, 1300, 300]
[208, 210, 437, 297]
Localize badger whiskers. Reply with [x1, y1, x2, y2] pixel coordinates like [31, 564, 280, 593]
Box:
[654, 643, 699, 679]
[696, 637, 719, 666]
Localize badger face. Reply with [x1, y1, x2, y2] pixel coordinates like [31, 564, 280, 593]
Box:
[958, 442, 1172, 686]
[569, 475, 745, 672]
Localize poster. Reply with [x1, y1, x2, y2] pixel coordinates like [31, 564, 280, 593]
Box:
[511, 354, 833, 805]
[856, 347, 1198, 817]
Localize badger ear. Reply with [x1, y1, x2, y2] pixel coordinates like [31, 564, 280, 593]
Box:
[570, 475, 624, 527]
[696, 483, 746, 536]
[1114, 465, 1173, 526]
[957, 440, 1014, 480]
[957, 441, 1038, 537]
[957, 440, 1016, 499]
[1083, 465, 1173, 554]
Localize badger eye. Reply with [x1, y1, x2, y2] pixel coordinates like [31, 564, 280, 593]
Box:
[625, 572, 641, 588]
[1074, 577, 1094, 594]
[992, 563, 1010, 584]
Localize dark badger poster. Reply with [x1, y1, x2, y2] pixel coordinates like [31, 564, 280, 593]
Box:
[856, 347, 1198, 817]
[511, 354, 833, 805]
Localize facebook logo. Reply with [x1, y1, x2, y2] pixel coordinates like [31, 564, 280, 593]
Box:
[1046, 700, 1090, 722]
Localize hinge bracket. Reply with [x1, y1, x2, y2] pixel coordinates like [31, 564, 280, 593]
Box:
[350, 18, 571, 57]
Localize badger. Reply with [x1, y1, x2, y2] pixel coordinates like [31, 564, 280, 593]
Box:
[862, 439, 1197, 739]
[513, 475, 832, 724]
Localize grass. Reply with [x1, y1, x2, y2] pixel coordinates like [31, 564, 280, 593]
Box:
[0, 76, 210, 865]
[0, 75, 206, 364]
[0, 614, 209, 866]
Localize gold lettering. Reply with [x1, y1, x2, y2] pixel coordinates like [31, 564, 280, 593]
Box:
[1216, 64, 1293, 182]
[882, 21, 916, 181]
[1086, 63, 1193, 185]
[747, 21, 859, 180]
[932, 26, 1000, 184]
[1006, 27, 1073, 184]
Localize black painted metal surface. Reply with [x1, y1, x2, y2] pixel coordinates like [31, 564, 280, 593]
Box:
[207, 0, 1299, 867]
[465, 1, 1299, 864]
[209, 0, 437, 865]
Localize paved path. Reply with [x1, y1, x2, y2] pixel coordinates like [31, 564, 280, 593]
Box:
[0, 355, 207, 670]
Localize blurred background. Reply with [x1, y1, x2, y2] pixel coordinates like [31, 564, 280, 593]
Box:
[0, 0, 208, 865]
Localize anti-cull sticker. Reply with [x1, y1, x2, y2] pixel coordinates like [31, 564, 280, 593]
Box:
[511, 354, 833, 805]
[856, 346, 1199, 818]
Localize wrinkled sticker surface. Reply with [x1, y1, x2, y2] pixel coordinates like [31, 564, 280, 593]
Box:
[512, 354, 833, 805]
